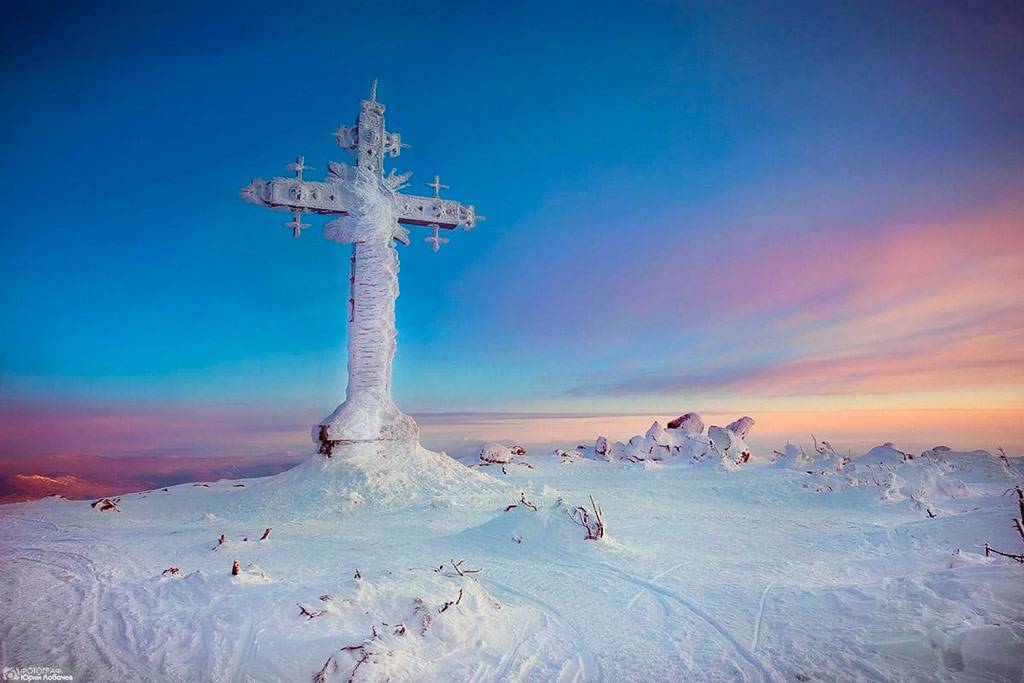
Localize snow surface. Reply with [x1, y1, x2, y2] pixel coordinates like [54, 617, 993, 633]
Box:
[2, 433, 1023, 682]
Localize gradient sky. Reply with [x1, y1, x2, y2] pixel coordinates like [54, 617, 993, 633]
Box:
[1, 1, 1022, 458]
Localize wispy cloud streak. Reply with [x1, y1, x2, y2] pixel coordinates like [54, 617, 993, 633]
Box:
[568, 207, 1024, 401]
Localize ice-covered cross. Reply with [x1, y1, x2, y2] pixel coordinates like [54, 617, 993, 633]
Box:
[240, 82, 483, 455]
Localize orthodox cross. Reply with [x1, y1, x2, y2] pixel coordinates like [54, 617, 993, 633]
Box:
[241, 82, 483, 455]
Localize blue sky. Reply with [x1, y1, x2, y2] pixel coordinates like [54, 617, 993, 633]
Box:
[1, 1, 1022, 432]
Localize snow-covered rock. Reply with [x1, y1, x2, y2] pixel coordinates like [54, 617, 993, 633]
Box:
[644, 421, 670, 446]
[708, 425, 752, 463]
[666, 412, 704, 435]
[725, 416, 755, 439]
[622, 436, 650, 461]
[479, 442, 515, 464]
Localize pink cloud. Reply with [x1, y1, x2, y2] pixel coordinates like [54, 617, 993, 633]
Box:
[573, 205, 1024, 401]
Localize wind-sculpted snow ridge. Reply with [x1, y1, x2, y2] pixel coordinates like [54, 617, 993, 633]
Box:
[238, 442, 510, 517]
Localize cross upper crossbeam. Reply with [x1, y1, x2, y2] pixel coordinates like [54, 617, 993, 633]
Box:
[241, 81, 483, 242]
[241, 178, 347, 216]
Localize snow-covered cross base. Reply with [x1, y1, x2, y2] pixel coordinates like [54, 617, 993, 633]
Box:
[241, 82, 483, 455]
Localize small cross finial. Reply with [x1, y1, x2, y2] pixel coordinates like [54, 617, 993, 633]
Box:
[285, 155, 312, 180]
[424, 223, 449, 253]
[369, 79, 378, 102]
[426, 174, 449, 199]
[284, 209, 310, 239]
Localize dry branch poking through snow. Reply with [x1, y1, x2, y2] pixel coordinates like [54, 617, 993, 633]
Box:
[555, 449, 584, 462]
[448, 559, 481, 577]
[299, 604, 327, 620]
[439, 587, 464, 612]
[305, 578, 505, 683]
[985, 485, 1024, 564]
[569, 495, 606, 540]
[503, 492, 538, 513]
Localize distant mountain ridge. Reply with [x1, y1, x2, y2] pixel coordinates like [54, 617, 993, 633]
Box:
[0, 451, 307, 503]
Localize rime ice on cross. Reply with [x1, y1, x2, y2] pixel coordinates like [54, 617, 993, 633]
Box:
[240, 82, 483, 455]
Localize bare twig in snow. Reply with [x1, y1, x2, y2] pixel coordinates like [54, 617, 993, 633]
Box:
[313, 655, 336, 683]
[440, 587, 464, 613]
[985, 486, 1024, 564]
[298, 604, 326, 620]
[568, 495, 605, 540]
[449, 559, 481, 577]
[259, 528, 272, 541]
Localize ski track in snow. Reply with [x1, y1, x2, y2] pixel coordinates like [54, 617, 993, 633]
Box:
[592, 562, 777, 683]
[625, 561, 685, 610]
[750, 578, 778, 653]
[481, 577, 600, 682]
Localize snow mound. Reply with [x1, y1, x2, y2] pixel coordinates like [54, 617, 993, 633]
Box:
[306, 575, 517, 683]
[863, 442, 916, 466]
[789, 442, 1011, 514]
[458, 498, 612, 553]
[926, 447, 1023, 484]
[243, 443, 509, 515]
